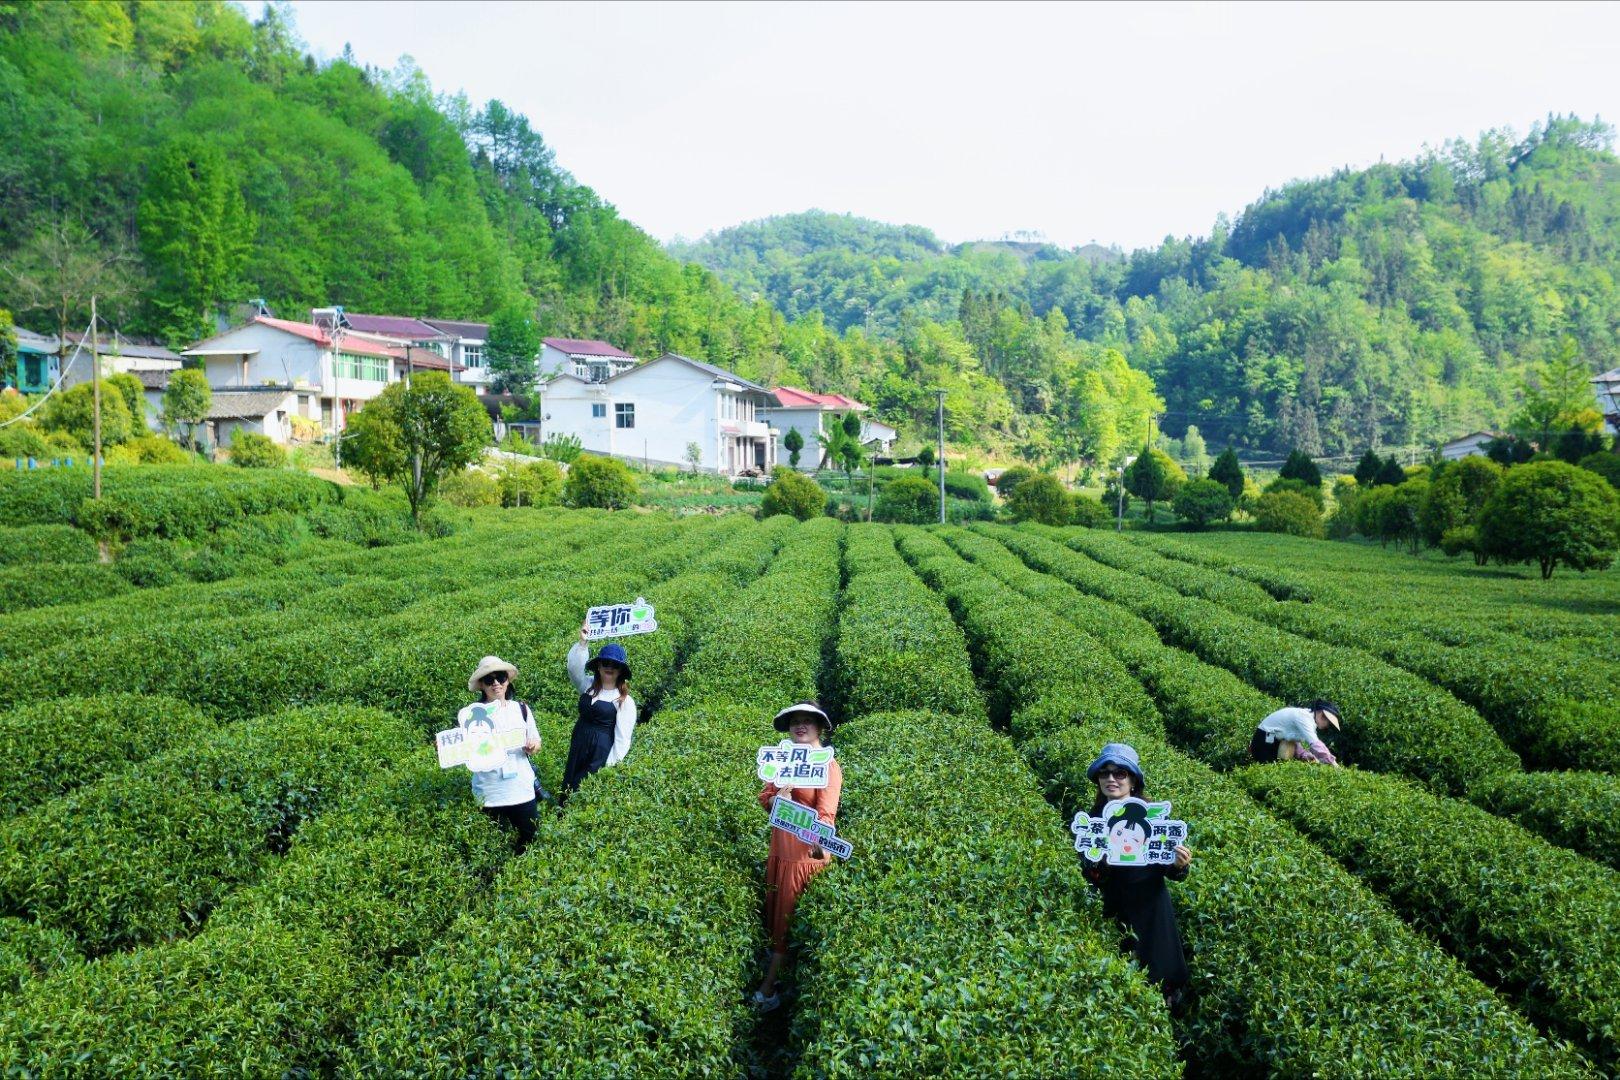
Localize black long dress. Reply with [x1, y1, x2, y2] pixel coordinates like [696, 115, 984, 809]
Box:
[1082, 814, 1190, 990]
[562, 691, 618, 794]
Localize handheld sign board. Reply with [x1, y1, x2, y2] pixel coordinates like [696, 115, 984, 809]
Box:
[1070, 797, 1188, 866]
[769, 795, 853, 860]
[436, 703, 526, 771]
[584, 597, 658, 640]
[757, 741, 835, 788]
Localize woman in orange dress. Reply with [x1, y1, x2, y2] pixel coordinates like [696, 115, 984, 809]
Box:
[752, 700, 842, 1013]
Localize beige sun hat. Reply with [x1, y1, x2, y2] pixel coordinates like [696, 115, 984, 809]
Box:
[467, 655, 519, 693]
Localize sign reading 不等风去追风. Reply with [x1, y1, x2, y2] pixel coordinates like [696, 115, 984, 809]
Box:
[436, 703, 526, 772]
[584, 596, 658, 640]
[756, 740, 835, 788]
[1071, 797, 1188, 866]
[769, 795, 852, 860]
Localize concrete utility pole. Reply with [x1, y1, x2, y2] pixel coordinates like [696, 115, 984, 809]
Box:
[1116, 455, 1135, 532]
[90, 295, 101, 500]
[935, 389, 947, 525]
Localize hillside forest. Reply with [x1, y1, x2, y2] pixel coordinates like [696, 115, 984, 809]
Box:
[2, 1, 1615, 471]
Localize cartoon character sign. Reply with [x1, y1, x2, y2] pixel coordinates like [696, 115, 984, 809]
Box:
[436, 703, 525, 772]
[1070, 797, 1188, 866]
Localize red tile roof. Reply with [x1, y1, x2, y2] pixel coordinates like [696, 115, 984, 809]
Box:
[542, 337, 635, 359]
[771, 386, 867, 411]
[252, 317, 407, 360]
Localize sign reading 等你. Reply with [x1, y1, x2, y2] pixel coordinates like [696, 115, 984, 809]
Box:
[1070, 797, 1188, 866]
[769, 795, 853, 860]
[437, 703, 526, 771]
[756, 741, 835, 788]
[584, 596, 658, 640]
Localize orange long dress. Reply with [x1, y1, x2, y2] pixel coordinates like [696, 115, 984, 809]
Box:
[759, 758, 843, 954]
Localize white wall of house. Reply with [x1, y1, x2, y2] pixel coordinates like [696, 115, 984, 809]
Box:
[768, 406, 825, 470]
[1440, 433, 1496, 461]
[541, 356, 775, 473]
[190, 323, 395, 433]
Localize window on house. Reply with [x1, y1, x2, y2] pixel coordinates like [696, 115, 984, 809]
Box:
[463, 346, 483, 367]
[615, 402, 635, 429]
[22, 356, 42, 386]
[591, 403, 606, 418]
[336, 353, 389, 382]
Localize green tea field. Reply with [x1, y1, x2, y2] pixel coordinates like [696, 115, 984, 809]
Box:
[0, 469, 1617, 1078]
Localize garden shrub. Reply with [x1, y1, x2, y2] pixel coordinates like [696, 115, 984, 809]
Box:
[1252, 490, 1323, 538]
[793, 711, 1178, 1077]
[1578, 450, 1620, 489]
[0, 705, 416, 952]
[0, 562, 131, 614]
[0, 757, 507, 1075]
[993, 464, 1035, 497]
[0, 695, 213, 819]
[1262, 475, 1324, 510]
[1239, 763, 1620, 1070]
[564, 455, 638, 509]
[436, 467, 501, 508]
[873, 473, 937, 524]
[105, 435, 193, 466]
[1070, 492, 1110, 527]
[0, 467, 335, 538]
[943, 469, 991, 503]
[1004, 473, 1071, 525]
[0, 524, 97, 566]
[496, 457, 562, 507]
[1171, 477, 1234, 529]
[228, 432, 286, 469]
[760, 465, 825, 521]
[1478, 459, 1620, 578]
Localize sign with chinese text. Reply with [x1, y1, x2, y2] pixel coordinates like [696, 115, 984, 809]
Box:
[437, 703, 526, 771]
[584, 596, 658, 640]
[769, 795, 853, 860]
[757, 741, 835, 788]
[1070, 797, 1188, 866]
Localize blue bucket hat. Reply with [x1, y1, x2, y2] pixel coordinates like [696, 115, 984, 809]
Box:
[1086, 742, 1143, 785]
[586, 642, 631, 681]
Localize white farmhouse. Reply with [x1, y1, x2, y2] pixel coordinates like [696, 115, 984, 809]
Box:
[766, 386, 898, 470]
[538, 338, 638, 382]
[183, 316, 458, 444]
[1438, 431, 1500, 461]
[541, 352, 777, 474]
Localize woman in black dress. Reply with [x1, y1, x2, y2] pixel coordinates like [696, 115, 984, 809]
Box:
[561, 624, 637, 800]
[1081, 742, 1193, 1012]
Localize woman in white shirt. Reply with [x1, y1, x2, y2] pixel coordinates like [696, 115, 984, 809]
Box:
[561, 625, 637, 800]
[460, 655, 543, 851]
[1249, 699, 1342, 765]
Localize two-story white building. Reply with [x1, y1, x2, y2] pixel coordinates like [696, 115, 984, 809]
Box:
[766, 386, 898, 470]
[538, 338, 638, 383]
[541, 352, 778, 474]
[183, 316, 457, 443]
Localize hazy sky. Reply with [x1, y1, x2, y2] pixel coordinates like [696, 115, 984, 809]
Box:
[284, 1, 1620, 252]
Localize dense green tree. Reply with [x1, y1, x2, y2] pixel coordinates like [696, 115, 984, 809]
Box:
[1207, 447, 1245, 499]
[1374, 456, 1409, 486]
[1124, 446, 1185, 522]
[563, 456, 638, 509]
[40, 382, 134, 447]
[782, 427, 805, 469]
[1278, 450, 1323, 489]
[1478, 460, 1620, 578]
[1005, 473, 1072, 525]
[1353, 449, 1383, 487]
[162, 369, 212, 450]
[1172, 478, 1235, 530]
[138, 139, 253, 341]
[1253, 490, 1324, 539]
[486, 306, 542, 395]
[874, 473, 938, 524]
[1420, 455, 1503, 547]
[760, 466, 825, 520]
[1578, 451, 1620, 489]
[342, 371, 491, 526]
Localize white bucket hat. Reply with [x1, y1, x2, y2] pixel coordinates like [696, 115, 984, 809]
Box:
[468, 655, 519, 693]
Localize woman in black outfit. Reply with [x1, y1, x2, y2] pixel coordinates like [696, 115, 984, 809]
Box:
[1080, 742, 1194, 1012]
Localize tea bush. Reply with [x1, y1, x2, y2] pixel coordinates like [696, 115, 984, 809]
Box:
[0, 524, 97, 565]
[0, 563, 131, 614]
[1472, 770, 1620, 872]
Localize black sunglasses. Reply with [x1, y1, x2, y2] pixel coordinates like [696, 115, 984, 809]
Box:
[1095, 767, 1133, 781]
[481, 671, 510, 686]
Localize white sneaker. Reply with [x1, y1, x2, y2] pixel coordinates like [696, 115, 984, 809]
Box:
[751, 990, 781, 1013]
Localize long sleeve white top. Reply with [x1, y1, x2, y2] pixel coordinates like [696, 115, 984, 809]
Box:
[456, 699, 540, 808]
[566, 641, 638, 767]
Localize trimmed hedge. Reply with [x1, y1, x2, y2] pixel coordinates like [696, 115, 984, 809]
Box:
[792, 711, 1179, 1078]
[1239, 763, 1620, 1070]
[830, 526, 984, 720]
[0, 918, 78, 997]
[1000, 525, 1519, 795]
[1075, 529, 1619, 772]
[0, 755, 508, 1075]
[0, 524, 98, 566]
[1472, 771, 1620, 872]
[0, 705, 416, 953]
[901, 530, 1592, 1077]
[0, 466, 337, 538]
[345, 519, 843, 1076]
[0, 694, 214, 819]
[0, 562, 132, 614]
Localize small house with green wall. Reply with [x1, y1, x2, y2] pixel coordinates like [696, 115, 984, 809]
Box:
[12, 327, 60, 394]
